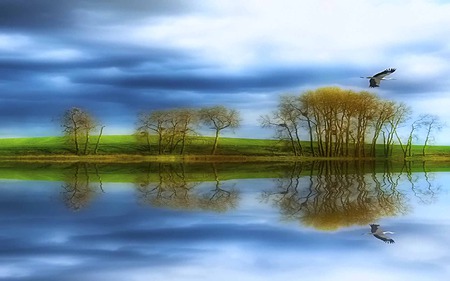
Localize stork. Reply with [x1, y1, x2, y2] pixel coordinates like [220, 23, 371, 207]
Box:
[368, 224, 395, 244]
[361, 68, 396, 87]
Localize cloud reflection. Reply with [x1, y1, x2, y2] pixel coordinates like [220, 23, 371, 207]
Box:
[0, 166, 449, 280]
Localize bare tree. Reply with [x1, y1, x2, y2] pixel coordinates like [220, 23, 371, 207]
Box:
[369, 100, 396, 157]
[382, 102, 411, 157]
[421, 114, 443, 156]
[199, 106, 241, 155]
[61, 107, 99, 155]
[174, 108, 199, 155]
[136, 109, 199, 154]
[397, 115, 428, 158]
[136, 111, 169, 154]
[260, 95, 304, 156]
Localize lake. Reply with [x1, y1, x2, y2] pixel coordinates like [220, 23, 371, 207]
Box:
[0, 161, 449, 281]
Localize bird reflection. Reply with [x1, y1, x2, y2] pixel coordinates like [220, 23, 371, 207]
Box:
[368, 224, 395, 244]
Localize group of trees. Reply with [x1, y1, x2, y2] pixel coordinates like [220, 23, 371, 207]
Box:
[60, 87, 442, 158]
[261, 87, 442, 157]
[61, 106, 240, 155]
[135, 106, 240, 155]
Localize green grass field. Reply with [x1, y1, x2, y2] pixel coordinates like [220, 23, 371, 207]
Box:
[0, 134, 449, 161]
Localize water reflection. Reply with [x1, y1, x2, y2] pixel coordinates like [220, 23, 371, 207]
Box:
[58, 161, 441, 230]
[61, 163, 104, 210]
[263, 161, 409, 230]
[135, 163, 238, 212]
[0, 161, 448, 281]
[368, 224, 395, 244]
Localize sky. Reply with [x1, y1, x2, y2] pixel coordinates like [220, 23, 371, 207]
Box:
[1, 0, 450, 143]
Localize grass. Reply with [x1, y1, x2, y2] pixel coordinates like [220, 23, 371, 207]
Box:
[0, 135, 283, 158]
[0, 134, 449, 162]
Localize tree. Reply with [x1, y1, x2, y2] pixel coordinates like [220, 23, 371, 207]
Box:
[398, 115, 428, 158]
[199, 106, 241, 155]
[369, 100, 396, 157]
[421, 114, 443, 156]
[383, 102, 411, 157]
[136, 110, 169, 154]
[136, 109, 199, 154]
[61, 107, 99, 155]
[174, 108, 199, 155]
[260, 95, 304, 156]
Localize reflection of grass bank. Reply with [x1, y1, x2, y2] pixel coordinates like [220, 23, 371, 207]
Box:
[0, 162, 290, 182]
[0, 135, 449, 161]
[0, 160, 448, 182]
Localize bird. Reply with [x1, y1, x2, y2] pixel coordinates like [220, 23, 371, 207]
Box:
[361, 68, 396, 87]
[369, 224, 395, 244]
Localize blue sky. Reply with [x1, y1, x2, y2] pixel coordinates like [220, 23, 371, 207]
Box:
[1, 0, 449, 143]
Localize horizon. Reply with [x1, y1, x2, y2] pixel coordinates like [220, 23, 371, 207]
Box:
[1, 1, 449, 144]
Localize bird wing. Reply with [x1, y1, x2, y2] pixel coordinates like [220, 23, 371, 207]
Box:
[373, 68, 396, 79]
[370, 224, 395, 244]
[374, 234, 395, 244]
[370, 224, 380, 233]
[369, 78, 379, 87]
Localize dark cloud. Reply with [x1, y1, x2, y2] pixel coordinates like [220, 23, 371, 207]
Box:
[73, 65, 353, 93]
[0, 0, 195, 32]
[0, 0, 73, 31]
[0, 46, 194, 74]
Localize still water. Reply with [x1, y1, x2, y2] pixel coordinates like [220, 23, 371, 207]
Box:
[0, 161, 449, 281]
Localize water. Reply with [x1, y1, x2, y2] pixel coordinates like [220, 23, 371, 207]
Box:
[0, 162, 449, 280]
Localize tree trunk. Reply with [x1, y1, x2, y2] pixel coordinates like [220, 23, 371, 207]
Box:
[93, 126, 105, 155]
[211, 129, 220, 155]
[180, 131, 187, 155]
[73, 128, 80, 155]
[83, 131, 90, 155]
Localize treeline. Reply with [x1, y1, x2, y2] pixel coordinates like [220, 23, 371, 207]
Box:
[60, 87, 442, 157]
[61, 105, 240, 155]
[261, 87, 442, 157]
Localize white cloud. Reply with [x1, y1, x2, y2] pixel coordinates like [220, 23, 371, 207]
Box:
[105, 0, 450, 69]
[0, 33, 31, 51]
[32, 48, 85, 61]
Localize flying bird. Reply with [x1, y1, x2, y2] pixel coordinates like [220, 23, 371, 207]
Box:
[361, 68, 396, 87]
[368, 224, 395, 244]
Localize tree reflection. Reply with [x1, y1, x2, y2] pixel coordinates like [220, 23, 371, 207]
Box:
[135, 163, 238, 212]
[58, 161, 440, 221]
[198, 164, 239, 212]
[263, 161, 441, 230]
[61, 163, 104, 211]
[407, 161, 440, 204]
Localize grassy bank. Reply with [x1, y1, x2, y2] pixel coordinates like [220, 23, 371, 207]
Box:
[0, 135, 449, 162]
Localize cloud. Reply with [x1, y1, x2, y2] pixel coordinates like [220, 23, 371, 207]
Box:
[0, 0, 449, 142]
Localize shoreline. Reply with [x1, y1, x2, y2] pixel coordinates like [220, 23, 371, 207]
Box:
[0, 154, 449, 163]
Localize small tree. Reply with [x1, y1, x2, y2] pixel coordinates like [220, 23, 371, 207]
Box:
[199, 106, 241, 155]
[136, 111, 169, 154]
[421, 114, 443, 156]
[174, 108, 199, 155]
[260, 95, 304, 156]
[136, 109, 199, 155]
[61, 107, 99, 155]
